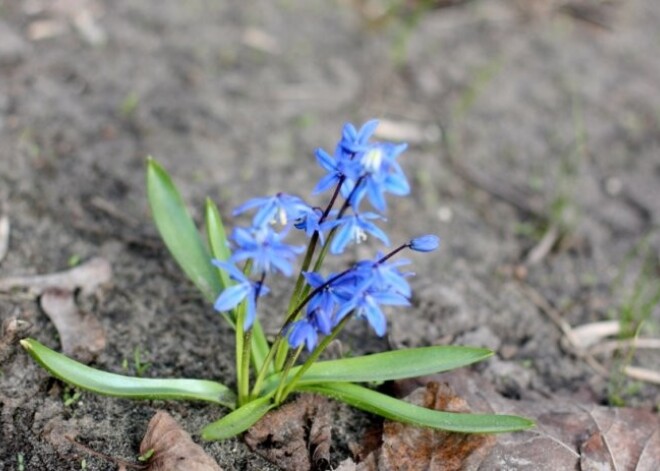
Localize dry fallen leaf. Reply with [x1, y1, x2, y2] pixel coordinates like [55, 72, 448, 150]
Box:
[358, 382, 495, 471]
[0, 214, 9, 264]
[245, 394, 333, 471]
[40, 288, 106, 362]
[140, 411, 222, 471]
[0, 317, 32, 364]
[371, 371, 660, 471]
[0, 257, 112, 297]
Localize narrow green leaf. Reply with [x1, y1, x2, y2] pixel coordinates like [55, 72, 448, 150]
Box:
[296, 382, 534, 433]
[204, 197, 232, 291]
[205, 197, 271, 372]
[264, 346, 493, 392]
[146, 157, 221, 304]
[201, 396, 273, 441]
[21, 338, 236, 409]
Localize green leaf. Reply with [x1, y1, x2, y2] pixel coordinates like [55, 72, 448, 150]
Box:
[264, 346, 493, 392]
[146, 157, 222, 305]
[205, 197, 271, 372]
[21, 338, 236, 409]
[201, 396, 273, 441]
[296, 382, 534, 433]
[204, 198, 232, 291]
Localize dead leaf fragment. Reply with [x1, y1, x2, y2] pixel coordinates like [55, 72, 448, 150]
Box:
[361, 382, 495, 471]
[140, 411, 222, 471]
[0, 257, 112, 297]
[0, 214, 9, 264]
[40, 288, 106, 362]
[245, 394, 333, 471]
[0, 317, 32, 364]
[382, 371, 660, 471]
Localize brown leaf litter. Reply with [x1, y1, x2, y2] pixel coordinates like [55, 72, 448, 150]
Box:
[140, 411, 222, 471]
[0, 257, 111, 362]
[339, 371, 659, 471]
[0, 317, 32, 364]
[344, 382, 495, 471]
[0, 257, 112, 297]
[40, 288, 106, 362]
[245, 393, 333, 471]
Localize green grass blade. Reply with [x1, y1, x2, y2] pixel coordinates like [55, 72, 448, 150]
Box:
[297, 382, 534, 433]
[205, 197, 270, 372]
[146, 157, 222, 305]
[21, 338, 236, 408]
[205, 197, 232, 290]
[201, 396, 273, 441]
[263, 346, 492, 392]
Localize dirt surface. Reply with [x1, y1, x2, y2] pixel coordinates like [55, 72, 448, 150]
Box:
[1, 0, 659, 469]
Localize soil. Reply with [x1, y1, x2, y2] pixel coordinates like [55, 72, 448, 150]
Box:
[1, 0, 659, 470]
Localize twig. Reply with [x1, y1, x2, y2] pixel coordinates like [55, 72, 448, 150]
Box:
[622, 366, 660, 385]
[89, 196, 139, 227]
[589, 338, 660, 356]
[525, 224, 560, 266]
[65, 436, 146, 470]
[518, 283, 610, 377]
[0, 214, 9, 264]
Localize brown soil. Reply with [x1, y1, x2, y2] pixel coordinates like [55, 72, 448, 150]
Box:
[1, 1, 658, 469]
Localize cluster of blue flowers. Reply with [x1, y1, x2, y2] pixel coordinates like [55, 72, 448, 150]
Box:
[213, 120, 439, 352]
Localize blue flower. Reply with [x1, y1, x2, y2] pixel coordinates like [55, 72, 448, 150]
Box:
[230, 226, 304, 276]
[340, 120, 380, 155]
[350, 142, 410, 212]
[233, 193, 310, 228]
[287, 319, 318, 352]
[335, 288, 410, 337]
[212, 260, 269, 329]
[313, 146, 361, 197]
[354, 254, 412, 297]
[302, 271, 351, 325]
[409, 235, 440, 252]
[323, 212, 389, 254]
[294, 207, 327, 243]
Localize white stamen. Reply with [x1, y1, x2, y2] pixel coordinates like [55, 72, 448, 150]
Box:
[353, 228, 367, 244]
[362, 148, 383, 173]
[278, 208, 287, 226]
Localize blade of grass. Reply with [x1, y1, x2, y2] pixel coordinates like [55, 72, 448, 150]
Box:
[146, 157, 224, 312]
[21, 338, 236, 408]
[263, 346, 492, 393]
[201, 396, 274, 441]
[297, 382, 534, 433]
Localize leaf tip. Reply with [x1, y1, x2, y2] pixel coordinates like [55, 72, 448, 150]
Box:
[200, 427, 217, 442]
[19, 338, 32, 351]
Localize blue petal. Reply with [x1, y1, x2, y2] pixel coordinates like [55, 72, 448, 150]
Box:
[253, 200, 278, 227]
[313, 173, 339, 194]
[363, 301, 387, 336]
[312, 308, 333, 335]
[330, 223, 353, 254]
[373, 291, 410, 306]
[335, 302, 355, 323]
[303, 271, 325, 288]
[361, 220, 390, 246]
[214, 284, 250, 312]
[315, 148, 336, 172]
[385, 174, 410, 196]
[288, 321, 318, 352]
[211, 260, 246, 283]
[366, 181, 387, 213]
[232, 197, 268, 216]
[244, 296, 256, 330]
[357, 120, 379, 143]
